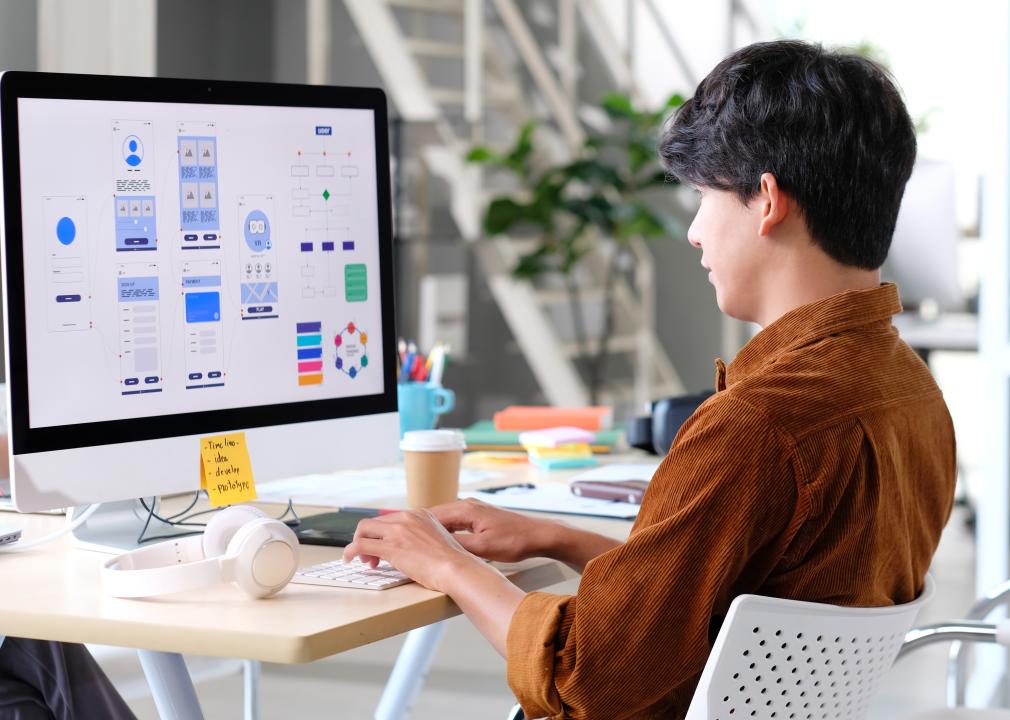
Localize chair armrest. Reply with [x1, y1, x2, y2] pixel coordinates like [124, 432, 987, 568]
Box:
[898, 621, 1004, 661]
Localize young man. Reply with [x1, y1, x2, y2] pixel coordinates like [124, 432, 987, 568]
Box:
[343, 40, 957, 718]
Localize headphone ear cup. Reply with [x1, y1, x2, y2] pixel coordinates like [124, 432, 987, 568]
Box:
[225, 518, 299, 599]
[202, 505, 268, 558]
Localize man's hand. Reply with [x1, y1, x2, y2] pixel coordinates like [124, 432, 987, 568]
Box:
[342, 509, 482, 594]
[429, 498, 555, 563]
[342, 507, 527, 657]
[435, 497, 624, 572]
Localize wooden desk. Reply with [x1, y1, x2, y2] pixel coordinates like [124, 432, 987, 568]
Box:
[0, 458, 639, 718]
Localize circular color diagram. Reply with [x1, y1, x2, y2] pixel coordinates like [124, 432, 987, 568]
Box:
[334, 322, 368, 379]
[243, 209, 271, 252]
[123, 135, 144, 167]
[55, 216, 76, 246]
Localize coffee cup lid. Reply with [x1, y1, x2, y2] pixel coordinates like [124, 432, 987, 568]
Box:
[400, 429, 466, 453]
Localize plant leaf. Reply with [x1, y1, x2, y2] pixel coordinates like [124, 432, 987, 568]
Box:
[512, 245, 553, 279]
[600, 92, 636, 120]
[562, 195, 616, 234]
[466, 146, 500, 164]
[561, 158, 625, 190]
[504, 121, 537, 176]
[665, 93, 685, 109]
[484, 198, 541, 235]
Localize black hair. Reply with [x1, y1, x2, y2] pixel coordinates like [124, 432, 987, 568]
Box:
[659, 40, 916, 269]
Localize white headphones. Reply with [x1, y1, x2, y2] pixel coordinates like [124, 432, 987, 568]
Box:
[102, 505, 300, 599]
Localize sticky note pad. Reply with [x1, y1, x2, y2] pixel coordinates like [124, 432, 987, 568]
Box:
[200, 432, 257, 507]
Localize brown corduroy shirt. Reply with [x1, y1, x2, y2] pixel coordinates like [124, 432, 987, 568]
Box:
[506, 283, 957, 719]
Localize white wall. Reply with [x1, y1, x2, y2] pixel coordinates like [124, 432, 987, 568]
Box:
[768, 0, 999, 235]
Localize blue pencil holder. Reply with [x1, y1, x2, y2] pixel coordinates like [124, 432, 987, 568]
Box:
[397, 382, 455, 437]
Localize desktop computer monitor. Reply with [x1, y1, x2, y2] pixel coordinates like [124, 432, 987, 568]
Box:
[0, 71, 399, 514]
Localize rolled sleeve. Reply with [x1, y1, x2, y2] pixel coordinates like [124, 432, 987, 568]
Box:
[506, 592, 574, 718]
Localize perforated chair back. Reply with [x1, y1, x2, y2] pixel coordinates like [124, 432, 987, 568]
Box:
[686, 576, 934, 720]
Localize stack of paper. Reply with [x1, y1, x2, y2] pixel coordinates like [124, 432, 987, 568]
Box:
[519, 427, 597, 470]
[461, 421, 621, 453]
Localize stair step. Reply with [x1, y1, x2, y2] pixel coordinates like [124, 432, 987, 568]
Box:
[388, 0, 463, 14]
[561, 333, 640, 357]
[535, 287, 606, 305]
[430, 88, 466, 105]
[406, 38, 465, 59]
[427, 86, 521, 107]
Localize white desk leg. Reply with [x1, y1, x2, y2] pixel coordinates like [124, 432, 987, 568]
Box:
[374, 621, 447, 720]
[243, 659, 261, 720]
[137, 650, 205, 720]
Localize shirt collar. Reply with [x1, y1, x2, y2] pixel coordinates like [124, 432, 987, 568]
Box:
[719, 283, 903, 388]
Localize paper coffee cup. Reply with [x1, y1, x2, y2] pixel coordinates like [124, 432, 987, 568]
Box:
[400, 430, 466, 509]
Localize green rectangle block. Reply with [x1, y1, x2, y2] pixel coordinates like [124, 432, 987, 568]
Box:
[344, 264, 367, 302]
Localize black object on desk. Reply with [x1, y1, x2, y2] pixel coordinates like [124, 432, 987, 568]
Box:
[626, 390, 715, 455]
[292, 509, 379, 547]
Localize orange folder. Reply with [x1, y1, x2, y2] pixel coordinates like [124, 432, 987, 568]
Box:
[492, 406, 613, 432]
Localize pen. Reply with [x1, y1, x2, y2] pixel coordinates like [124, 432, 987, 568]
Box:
[478, 482, 536, 494]
[400, 341, 416, 383]
[430, 344, 448, 386]
[339, 506, 399, 515]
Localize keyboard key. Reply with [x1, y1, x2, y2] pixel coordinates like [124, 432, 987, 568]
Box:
[291, 558, 413, 591]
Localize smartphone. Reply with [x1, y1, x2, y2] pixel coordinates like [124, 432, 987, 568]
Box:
[570, 480, 649, 505]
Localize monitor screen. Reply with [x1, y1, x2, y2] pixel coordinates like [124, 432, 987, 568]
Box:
[18, 98, 385, 428]
[1, 74, 397, 460]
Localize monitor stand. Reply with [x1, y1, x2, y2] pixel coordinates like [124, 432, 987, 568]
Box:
[71, 500, 189, 554]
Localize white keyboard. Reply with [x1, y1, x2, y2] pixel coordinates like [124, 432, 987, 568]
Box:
[291, 558, 413, 591]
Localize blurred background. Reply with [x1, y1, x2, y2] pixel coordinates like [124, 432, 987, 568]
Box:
[2, 0, 1008, 717]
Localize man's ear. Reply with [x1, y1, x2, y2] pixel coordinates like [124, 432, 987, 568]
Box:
[756, 172, 790, 237]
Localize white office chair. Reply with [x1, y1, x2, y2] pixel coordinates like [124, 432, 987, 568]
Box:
[685, 577, 934, 720]
[507, 578, 933, 720]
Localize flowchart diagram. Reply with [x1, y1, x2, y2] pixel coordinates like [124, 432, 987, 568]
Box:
[290, 128, 361, 300]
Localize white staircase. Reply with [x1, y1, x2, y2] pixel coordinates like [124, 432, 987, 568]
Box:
[343, 0, 686, 409]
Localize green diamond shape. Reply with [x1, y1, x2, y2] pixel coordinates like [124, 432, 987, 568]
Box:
[322, 189, 330, 201]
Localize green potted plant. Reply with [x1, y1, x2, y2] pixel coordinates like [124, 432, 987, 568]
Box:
[467, 92, 684, 403]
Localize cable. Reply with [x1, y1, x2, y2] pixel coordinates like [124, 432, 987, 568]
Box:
[0, 503, 101, 553]
[134, 496, 300, 545]
[165, 491, 202, 521]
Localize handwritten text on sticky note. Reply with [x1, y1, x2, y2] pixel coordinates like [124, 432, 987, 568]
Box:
[200, 432, 257, 507]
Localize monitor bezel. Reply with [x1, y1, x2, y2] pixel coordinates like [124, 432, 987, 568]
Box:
[0, 71, 398, 455]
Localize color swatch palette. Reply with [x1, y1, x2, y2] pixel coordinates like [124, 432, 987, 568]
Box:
[296, 321, 323, 385]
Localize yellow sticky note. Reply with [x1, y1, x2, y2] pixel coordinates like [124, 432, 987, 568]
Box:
[200, 432, 257, 507]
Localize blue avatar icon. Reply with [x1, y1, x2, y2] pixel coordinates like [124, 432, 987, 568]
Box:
[243, 210, 271, 253]
[56, 217, 76, 246]
[123, 135, 144, 167]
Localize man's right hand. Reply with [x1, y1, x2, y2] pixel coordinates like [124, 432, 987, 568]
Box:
[429, 498, 558, 563]
[430, 497, 624, 571]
